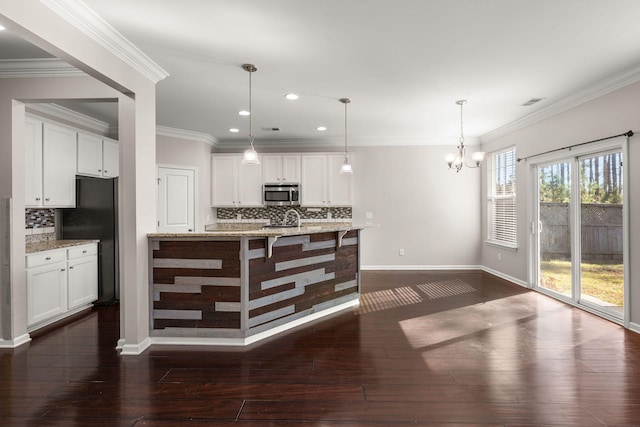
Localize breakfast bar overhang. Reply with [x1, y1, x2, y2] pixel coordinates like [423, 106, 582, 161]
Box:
[147, 225, 362, 346]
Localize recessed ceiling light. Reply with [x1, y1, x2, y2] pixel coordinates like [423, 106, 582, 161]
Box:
[285, 93, 299, 100]
[238, 110, 250, 116]
[229, 128, 239, 133]
[317, 126, 327, 131]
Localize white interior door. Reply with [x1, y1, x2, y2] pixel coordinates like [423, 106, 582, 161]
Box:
[157, 166, 196, 233]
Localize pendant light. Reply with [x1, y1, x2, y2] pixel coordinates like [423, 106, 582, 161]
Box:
[339, 98, 353, 174]
[241, 63, 260, 165]
[445, 100, 485, 172]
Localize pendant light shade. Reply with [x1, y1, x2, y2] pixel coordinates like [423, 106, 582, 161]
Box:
[241, 63, 260, 165]
[445, 99, 485, 172]
[339, 97, 353, 174]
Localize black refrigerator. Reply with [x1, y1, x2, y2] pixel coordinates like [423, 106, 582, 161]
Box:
[59, 176, 119, 305]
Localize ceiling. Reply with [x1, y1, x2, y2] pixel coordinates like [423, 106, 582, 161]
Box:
[3, 0, 640, 149]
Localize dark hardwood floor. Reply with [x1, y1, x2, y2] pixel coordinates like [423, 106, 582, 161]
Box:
[2, 270, 640, 426]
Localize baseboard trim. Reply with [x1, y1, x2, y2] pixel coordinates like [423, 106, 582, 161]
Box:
[361, 265, 483, 271]
[481, 266, 529, 288]
[148, 299, 359, 348]
[629, 322, 640, 334]
[0, 333, 31, 349]
[119, 337, 152, 356]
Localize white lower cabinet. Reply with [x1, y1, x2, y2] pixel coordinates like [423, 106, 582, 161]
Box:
[67, 244, 99, 310]
[26, 243, 98, 329]
[26, 258, 68, 326]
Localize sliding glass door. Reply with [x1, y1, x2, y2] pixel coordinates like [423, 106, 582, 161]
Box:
[578, 151, 624, 317]
[533, 144, 626, 322]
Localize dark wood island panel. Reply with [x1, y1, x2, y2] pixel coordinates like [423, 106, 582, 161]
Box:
[148, 228, 361, 345]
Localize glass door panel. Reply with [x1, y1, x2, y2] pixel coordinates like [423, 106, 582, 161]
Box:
[538, 162, 572, 298]
[579, 151, 624, 318]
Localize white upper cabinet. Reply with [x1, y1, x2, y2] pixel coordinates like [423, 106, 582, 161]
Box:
[238, 161, 264, 206]
[77, 132, 103, 177]
[301, 154, 353, 206]
[301, 155, 327, 206]
[102, 139, 119, 178]
[25, 121, 77, 208]
[211, 155, 264, 207]
[77, 132, 119, 178]
[25, 117, 44, 207]
[263, 155, 301, 183]
[327, 154, 353, 206]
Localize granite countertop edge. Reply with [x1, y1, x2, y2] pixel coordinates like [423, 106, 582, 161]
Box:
[26, 239, 100, 254]
[148, 223, 374, 238]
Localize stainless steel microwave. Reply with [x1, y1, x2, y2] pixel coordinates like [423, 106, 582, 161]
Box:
[263, 183, 300, 206]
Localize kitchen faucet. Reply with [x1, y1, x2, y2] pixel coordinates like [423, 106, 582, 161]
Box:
[283, 209, 301, 227]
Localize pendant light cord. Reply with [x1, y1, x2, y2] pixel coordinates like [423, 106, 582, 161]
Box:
[248, 67, 254, 146]
[459, 100, 465, 147]
[344, 100, 348, 156]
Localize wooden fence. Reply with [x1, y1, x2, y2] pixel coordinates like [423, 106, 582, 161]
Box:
[540, 202, 622, 262]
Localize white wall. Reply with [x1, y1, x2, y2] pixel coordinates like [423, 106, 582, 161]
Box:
[156, 134, 213, 231]
[480, 80, 640, 327]
[1, 1, 160, 352]
[351, 145, 482, 268]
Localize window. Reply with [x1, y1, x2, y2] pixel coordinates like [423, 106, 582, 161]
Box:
[488, 147, 517, 247]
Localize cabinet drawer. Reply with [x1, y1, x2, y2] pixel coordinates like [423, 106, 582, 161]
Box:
[67, 243, 97, 260]
[26, 249, 66, 268]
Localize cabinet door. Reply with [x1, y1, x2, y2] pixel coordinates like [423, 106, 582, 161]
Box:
[102, 139, 119, 177]
[262, 155, 282, 183]
[238, 161, 263, 206]
[327, 154, 353, 206]
[301, 155, 327, 206]
[211, 156, 238, 207]
[25, 117, 43, 207]
[27, 261, 67, 326]
[157, 166, 195, 232]
[68, 255, 98, 309]
[42, 123, 77, 207]
[77, 132, 103, 177]
[282, 155, 301, 183]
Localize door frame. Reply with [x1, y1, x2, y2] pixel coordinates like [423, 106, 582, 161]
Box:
[526, 136, 630, 327]
[156, 164, 198, 233]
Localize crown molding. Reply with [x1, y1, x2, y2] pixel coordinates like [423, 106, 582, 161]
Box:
[0, 58, 84, 78]
[156, 126, 218, 147]
[481, 62, 640, 143]
[215, 136, 479, 150]
[39, 0, 169, 84]
[27, 103, 111, 135]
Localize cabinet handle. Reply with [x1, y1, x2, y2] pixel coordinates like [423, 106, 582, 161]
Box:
[104, 170, 108, 173]
[82, 250, 87, 254]
[69, 266, 74, 270]
[45, 256, 51, 260]
[98, 169, 102, 172]
[35, 197, 41, 201]
[45, 198, 50, 201]
[61, 268, 66, 272]
[188, 229, 193, 232]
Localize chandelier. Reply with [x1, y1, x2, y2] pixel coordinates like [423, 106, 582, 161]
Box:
[445, 100, 485, 172]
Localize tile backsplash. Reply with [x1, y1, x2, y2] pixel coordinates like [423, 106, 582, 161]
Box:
[216, 206, 351, 225]
[25, 208, 56, 243]
[25, 208, 55, 229]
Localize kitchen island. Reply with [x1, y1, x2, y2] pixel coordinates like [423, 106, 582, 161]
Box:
[147, 223, 361, 345]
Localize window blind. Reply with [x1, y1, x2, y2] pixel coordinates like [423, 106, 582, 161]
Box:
[488, 148, 517, 246]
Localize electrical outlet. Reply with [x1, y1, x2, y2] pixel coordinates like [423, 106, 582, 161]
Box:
[498, 253, 502, 261]
[236, 213, 242, 220]
[399, 249, 405, 256]
[366, 212, 373, 219]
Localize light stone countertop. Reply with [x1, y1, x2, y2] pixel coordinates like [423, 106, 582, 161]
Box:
[148, 222, 372, 238]
[26, 239, 100, 254]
